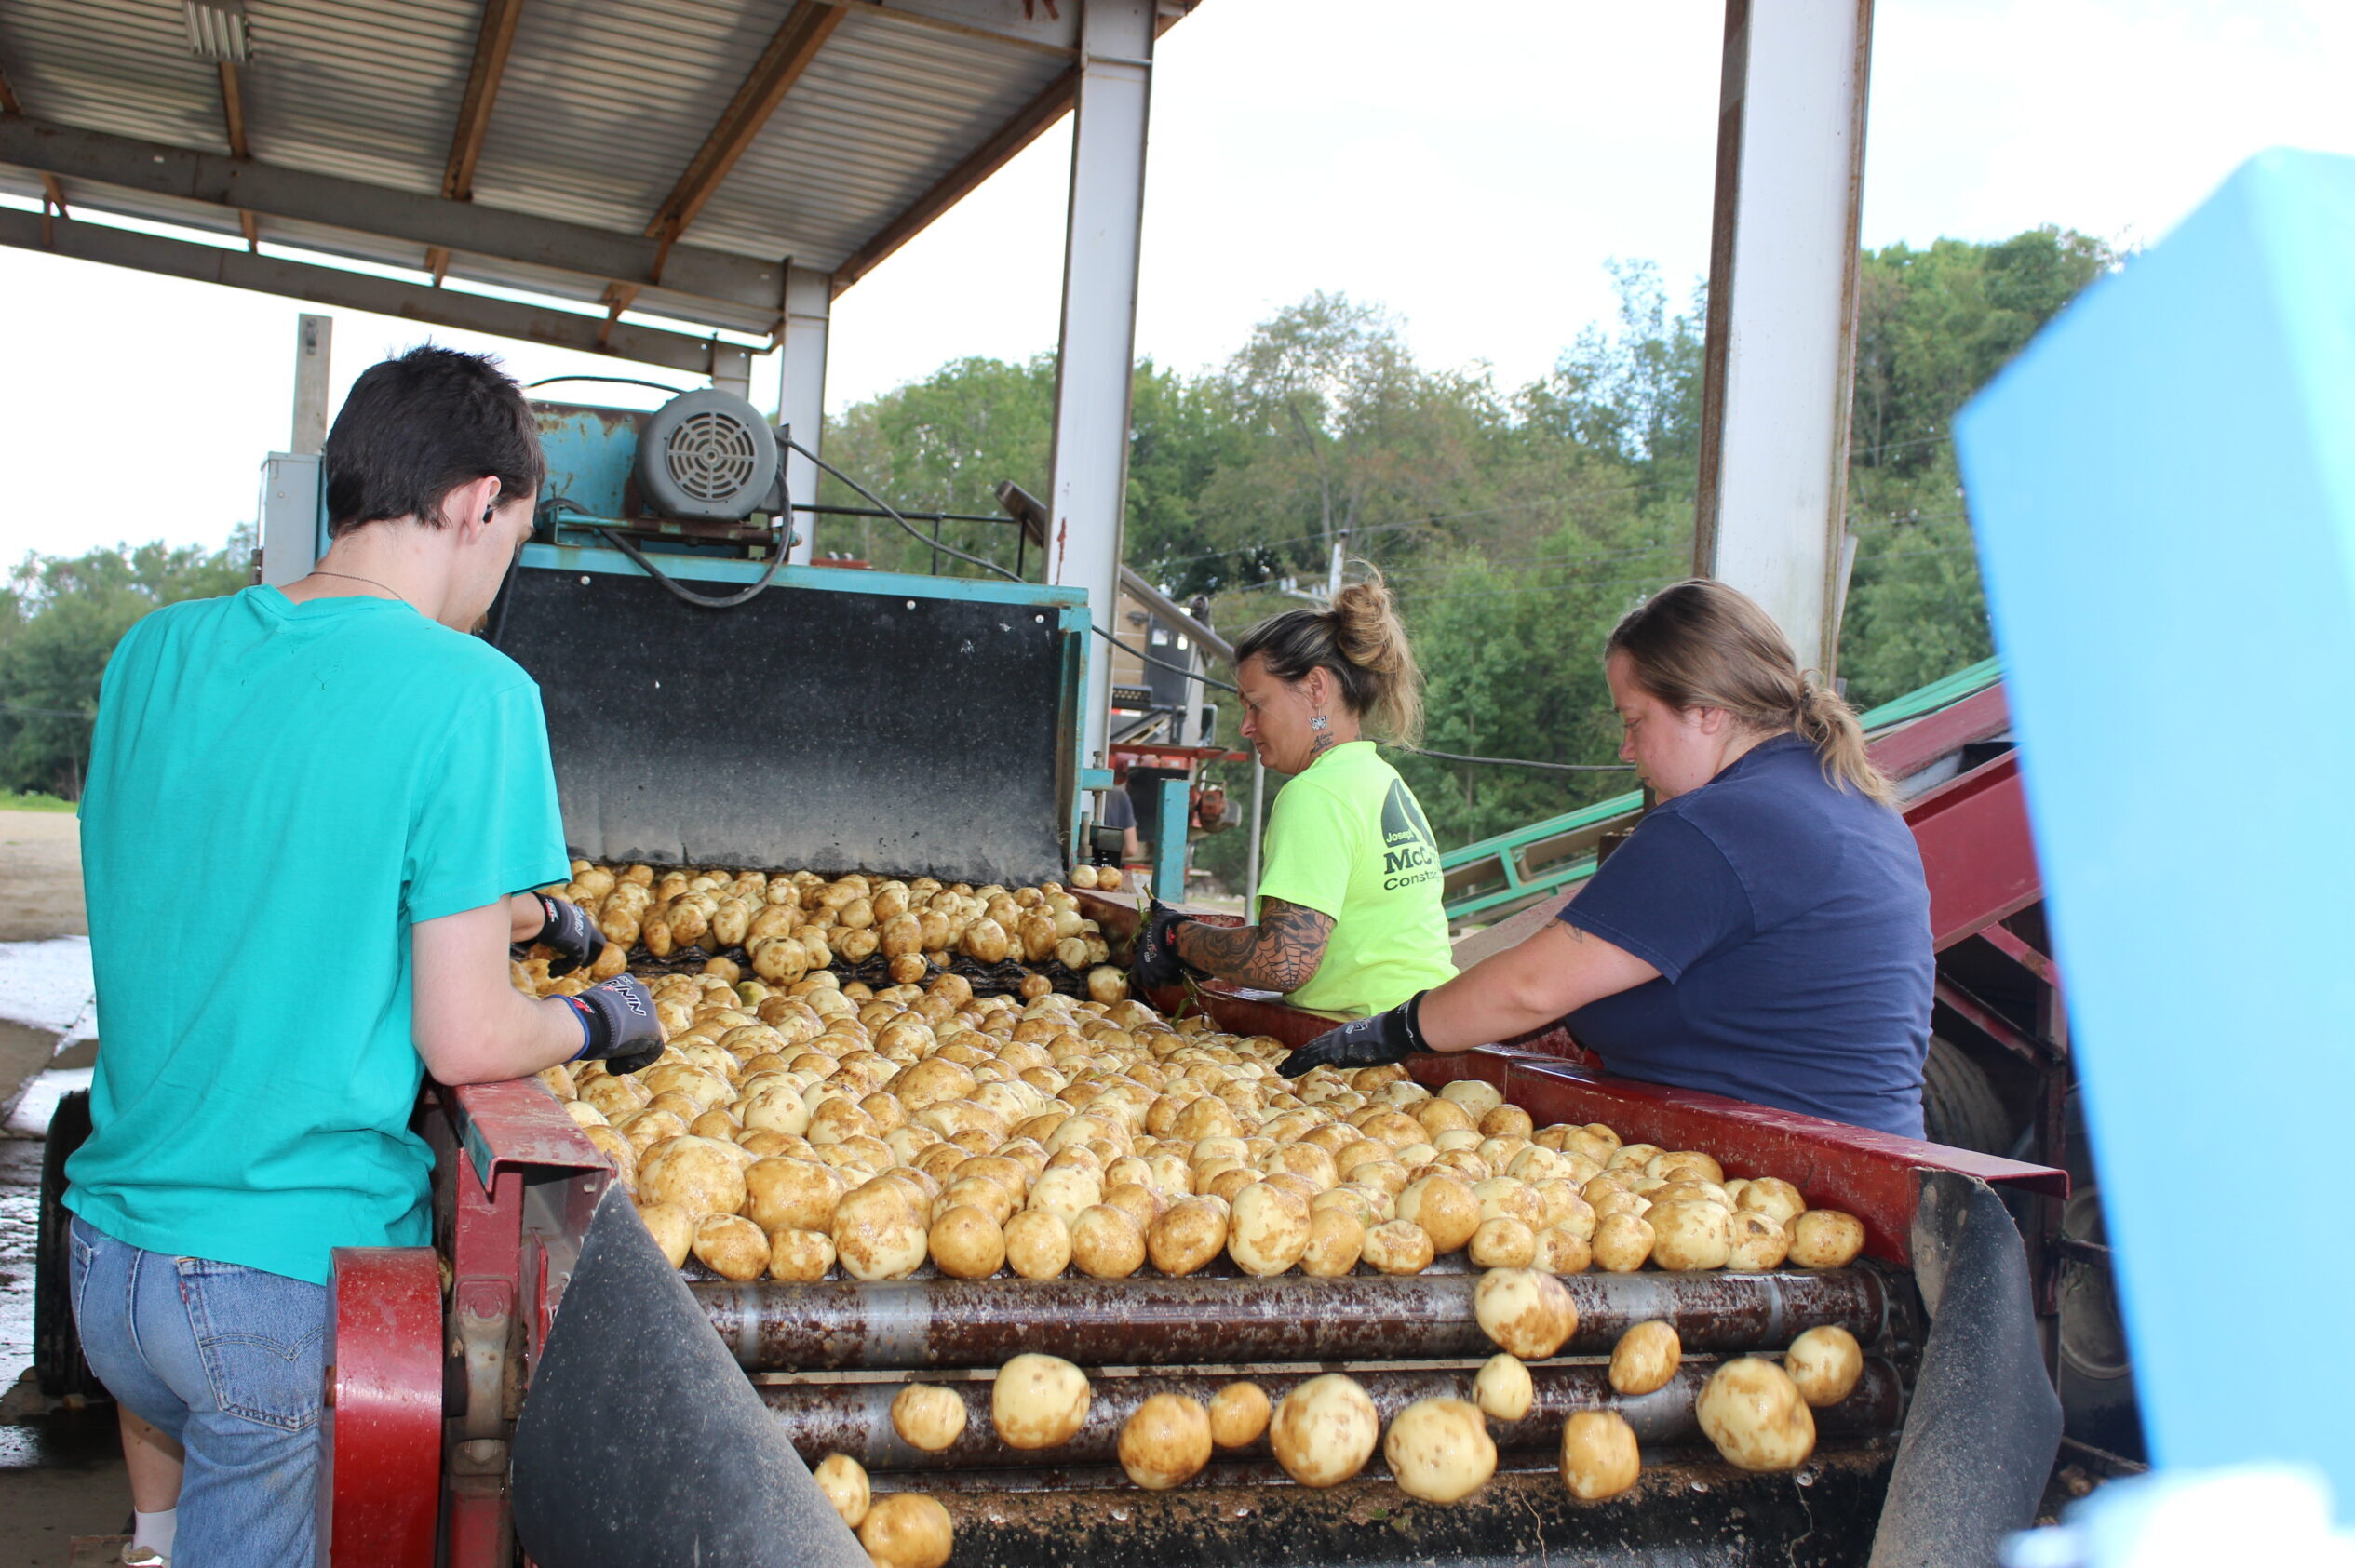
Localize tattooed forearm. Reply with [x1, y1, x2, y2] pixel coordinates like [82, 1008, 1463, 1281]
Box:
[1174, 898, 1335, 991]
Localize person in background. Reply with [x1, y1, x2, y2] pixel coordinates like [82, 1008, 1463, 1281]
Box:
[1279, 578, 1933, 1139]
[66, 346, 663, 1568]
[1131, 575, 1455, 1017]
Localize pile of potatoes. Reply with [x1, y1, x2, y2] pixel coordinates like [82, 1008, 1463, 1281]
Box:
[532, 956, 1867, 1290]
[518, 861, 1126, 1004]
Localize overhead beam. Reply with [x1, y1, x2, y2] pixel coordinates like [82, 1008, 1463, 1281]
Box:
[0, 59, 69, 217]
[0, 115, 785, 321]
[645, 1, 846, 269]
[0, 207, 730, 375]
[215, 61, 260, 249]
[446, 0, 524, 203]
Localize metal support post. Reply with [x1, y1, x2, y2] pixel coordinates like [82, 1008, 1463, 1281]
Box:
[1151, 774, 1190, 904]
[709, 343, 752, 402]
[1048, 0, 1155, 768]
[780, 265, 832, 564]
[291, 313, 331, 455]
[1245, 758, 1265, 915]
[1691, 0, 1875, 679]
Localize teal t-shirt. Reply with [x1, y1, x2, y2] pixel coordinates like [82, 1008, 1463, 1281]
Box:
[66, 587, 570, 1284]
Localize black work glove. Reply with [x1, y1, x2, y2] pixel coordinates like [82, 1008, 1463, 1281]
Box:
[1129, 898, 1200, 993]
[530, 893, 604, 978]
[1279, 991, 1432, 1078]
[564, 975, 666, 1075]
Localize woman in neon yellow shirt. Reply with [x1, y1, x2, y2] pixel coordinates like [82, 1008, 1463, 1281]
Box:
[1132, 576, 1456, 1016]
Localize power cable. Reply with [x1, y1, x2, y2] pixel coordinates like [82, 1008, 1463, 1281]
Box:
[781, 436, 1023, 583]
[1392, 744, 1633, 773]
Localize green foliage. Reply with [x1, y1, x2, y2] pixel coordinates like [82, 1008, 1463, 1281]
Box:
[0, 789, 75, 812]
[0, 538, 251, 797]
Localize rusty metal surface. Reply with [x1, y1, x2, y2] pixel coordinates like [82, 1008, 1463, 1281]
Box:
[895, 1449, 1896, 1566]
[759, 1359, 1902, 1472]
[695, 1268, 1888, 1373]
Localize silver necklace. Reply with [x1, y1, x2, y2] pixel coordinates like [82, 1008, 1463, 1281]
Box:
[310, 570, 410, 606]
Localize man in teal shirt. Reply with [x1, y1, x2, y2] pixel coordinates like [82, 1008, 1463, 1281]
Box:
[67, 346, 662, 1568]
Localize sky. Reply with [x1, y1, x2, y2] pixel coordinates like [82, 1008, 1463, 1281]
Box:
[1, 0, 2348, 565]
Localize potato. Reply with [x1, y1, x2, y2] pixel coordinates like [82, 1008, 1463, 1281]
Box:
[692, 1213, 771, 1281]
[834, 1201, 928, 1281]
[1102, 1181, 1162, 1233]
[1361, 1217, 1436, 1275]
[766, 1226, 835, 1281]
[1591, 1212, 1655, 1273]
[1726, 1210, 1790, 1271]
[892, 1384, 970, 1452]
[1739, 1176, 1807, 1226]
[638, 1135, 747, 1222]
[1269, 1373, 1380, 1487]
[1474, 1266, 1579, 1360]
[1070, 864, 1101, 890]
[1027, 1166, 1103, 1227]
[1533, 1225, 1593, 1275]
[737, 1076, 813, 1137]
[744, 1158, 845, 1233]
[636, 1200, 693, 1267]
[1119, 1392, 1214, 1490]
[1097, 866, 1124, 891]
[613, 1107, 688, 1159]
[1559, 1410, 1642, 1501]
[1385, 1396, 1497, 1504]
[582, 1124, 638, 1188]
[928, 1205, 1007, 1280]
[859, 1493, 953, 1568]
[1697, 1357, 1816, 1471]
[1070, 1204, 1148, 1279]
[814, 1452, 869, 1529]
[1474, 1353, 1534, 1421]
[1788, 1209, 1866, 1269]
[1299, 1205, 1367, 1277]
[1396, 1173, 1481, 1253]
[1648, 1150, 1726, 1185]
[1438, 1079, 1504, 1119]
[1227, 1182, 1312, 1276]
[1647, 1200, 1734, 1271]
[1608, 1320, 1681, 1395]
[1784, 1325, 1864, 1407]
[1147, 1199, 1228, 1277]
[992, 1353, 1091, 1449]
[1468, 1217, 1538, 1270]
[1003, 1208, 1072, 1279]
[1208, 1381, 1272, 1448]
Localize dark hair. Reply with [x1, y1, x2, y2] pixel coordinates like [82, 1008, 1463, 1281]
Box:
[323, 345, 544, 537]
[1233, 570, 1424, 744]
[1607, 578, 1896, 807]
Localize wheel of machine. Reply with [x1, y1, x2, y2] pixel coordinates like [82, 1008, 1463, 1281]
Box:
[34, 1090, 108, 1402]
[2058, 1187, 2130, 1382]
[1921, 1035, 2012, 1155]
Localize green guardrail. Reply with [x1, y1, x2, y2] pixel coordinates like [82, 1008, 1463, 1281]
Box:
[1434, 657, 2005, 923]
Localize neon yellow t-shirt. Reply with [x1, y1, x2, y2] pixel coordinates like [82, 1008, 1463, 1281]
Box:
[1253, 741, 1457, 1016]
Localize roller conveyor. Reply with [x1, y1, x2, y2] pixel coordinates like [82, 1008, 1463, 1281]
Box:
[695, 1266, 1893, 1373]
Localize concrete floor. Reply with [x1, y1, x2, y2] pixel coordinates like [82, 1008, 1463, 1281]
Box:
[0, 811, 131, 1563]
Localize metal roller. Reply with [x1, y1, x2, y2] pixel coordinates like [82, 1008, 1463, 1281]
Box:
[699, 1268, 1890, 1373]
[759, 1358, 1904, 1472]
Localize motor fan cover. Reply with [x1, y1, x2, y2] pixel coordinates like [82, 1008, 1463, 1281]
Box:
[636, 388, 783, 523]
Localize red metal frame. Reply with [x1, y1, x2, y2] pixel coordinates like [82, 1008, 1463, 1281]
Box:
[320, 1247, 442, 1568]
[1871, 682, 2011, 782]
[1905, 751, 2041, 951]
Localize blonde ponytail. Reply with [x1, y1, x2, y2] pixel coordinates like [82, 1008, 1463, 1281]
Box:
[1234, 567, 1426, 744]
[1608, 578, 1897, 808]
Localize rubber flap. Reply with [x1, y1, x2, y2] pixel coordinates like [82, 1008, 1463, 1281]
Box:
[511, 1186, 868, 1568]
[1868, 1170, 2063, 1568]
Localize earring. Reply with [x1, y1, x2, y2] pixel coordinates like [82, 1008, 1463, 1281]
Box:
[1310, 714, 1330, 733]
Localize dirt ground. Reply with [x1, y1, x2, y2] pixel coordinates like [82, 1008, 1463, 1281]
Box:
[0, 813, 121, 1560]
[0, 813, 83, 944]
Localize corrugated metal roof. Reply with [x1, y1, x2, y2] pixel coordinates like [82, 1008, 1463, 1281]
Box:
[0, 0, 1147, 345]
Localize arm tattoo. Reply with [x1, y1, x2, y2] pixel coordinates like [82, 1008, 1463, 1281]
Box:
[1175, 898, 1335, 991]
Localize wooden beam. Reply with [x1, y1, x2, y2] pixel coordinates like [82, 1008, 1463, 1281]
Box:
[0, 56, 70, 218]
[445, 0, 524, 201]
[832, 69, 1074, 295]
[217, 62, 249, 156]
[644, 0, 846, 272]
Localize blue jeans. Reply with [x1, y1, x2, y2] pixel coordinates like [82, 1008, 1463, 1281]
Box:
[68, 1214, 327, 1568]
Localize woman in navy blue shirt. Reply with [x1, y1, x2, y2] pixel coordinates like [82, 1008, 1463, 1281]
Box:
[1281, 579, 1934, 1139]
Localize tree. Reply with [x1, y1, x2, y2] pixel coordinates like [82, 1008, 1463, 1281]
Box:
[0, 538, 252, 796]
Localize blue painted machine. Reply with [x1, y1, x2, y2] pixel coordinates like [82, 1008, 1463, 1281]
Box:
[489, 393, 1095, 886]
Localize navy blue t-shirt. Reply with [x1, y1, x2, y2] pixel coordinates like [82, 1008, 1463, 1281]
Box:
[1559, 734, 1931, 1137]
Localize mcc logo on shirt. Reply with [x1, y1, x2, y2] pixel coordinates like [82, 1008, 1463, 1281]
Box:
[1379, 780, 1439, 891]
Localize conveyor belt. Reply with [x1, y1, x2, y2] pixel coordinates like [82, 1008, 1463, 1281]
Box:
[696, 1267, 1892, 1373]
[760, 1357, 1906, 1471]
